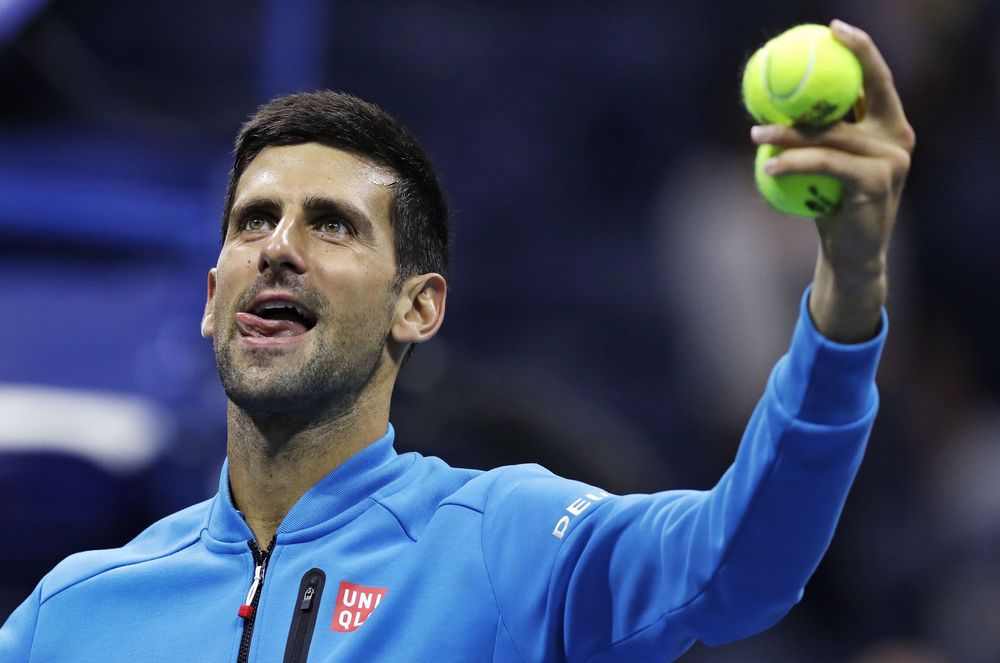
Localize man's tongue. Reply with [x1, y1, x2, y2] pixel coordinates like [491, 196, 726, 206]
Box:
[235, 312, 308, 338]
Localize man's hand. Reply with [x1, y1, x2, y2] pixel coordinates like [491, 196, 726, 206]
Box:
[750, 19, 916, 343]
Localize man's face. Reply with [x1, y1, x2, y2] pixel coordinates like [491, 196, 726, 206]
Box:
[202, 142, 401, 417]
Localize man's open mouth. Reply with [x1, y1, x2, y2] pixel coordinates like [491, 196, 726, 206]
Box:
[235, 295, 318, 338]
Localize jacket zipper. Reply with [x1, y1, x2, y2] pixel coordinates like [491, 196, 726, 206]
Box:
[237, 539, 273, 663]
[283, 568, 327, 663]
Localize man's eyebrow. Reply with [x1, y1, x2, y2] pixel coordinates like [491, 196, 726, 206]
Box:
[228, 197, 282, 227]
[301, 195, 375, 237]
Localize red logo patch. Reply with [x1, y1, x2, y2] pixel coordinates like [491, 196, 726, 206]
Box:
[330, 581, 388, 632]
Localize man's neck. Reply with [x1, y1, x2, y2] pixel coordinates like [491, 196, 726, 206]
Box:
[225, 391, 390, 548]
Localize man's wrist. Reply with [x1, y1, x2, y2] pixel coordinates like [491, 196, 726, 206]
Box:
[809, 251, 887, 343]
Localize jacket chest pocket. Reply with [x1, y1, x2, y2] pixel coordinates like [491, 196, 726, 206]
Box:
[284, 568, 327, 663]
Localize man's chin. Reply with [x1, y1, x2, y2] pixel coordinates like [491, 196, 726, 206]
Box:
[216, 348, 318, 414]
[222, 380, 319, 415]
[213, 329, 384, 420]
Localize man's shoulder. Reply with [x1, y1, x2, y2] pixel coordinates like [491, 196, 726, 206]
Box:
[388, 454, 592, 514]
[371, 455, 566, 536]
[440, 462, 570, 511]
[39, 495, 216, 603]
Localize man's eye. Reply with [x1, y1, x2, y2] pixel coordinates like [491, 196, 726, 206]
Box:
[240, 216, 273, 232]
[318, 220, 351, 236]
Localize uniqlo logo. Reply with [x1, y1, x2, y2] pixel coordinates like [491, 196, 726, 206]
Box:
[331, 581, 388, 632]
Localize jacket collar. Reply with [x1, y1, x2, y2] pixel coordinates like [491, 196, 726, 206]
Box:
[204, 423, 412, 548]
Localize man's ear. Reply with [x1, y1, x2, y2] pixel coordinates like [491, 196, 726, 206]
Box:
[390, 273, 447, 348]
[201, 268, 217, 339]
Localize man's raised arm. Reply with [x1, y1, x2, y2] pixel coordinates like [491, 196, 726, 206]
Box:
[480, 20, 913, 662]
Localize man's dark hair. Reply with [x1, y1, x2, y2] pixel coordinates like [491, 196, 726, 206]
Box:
[221, 90, 450, 282]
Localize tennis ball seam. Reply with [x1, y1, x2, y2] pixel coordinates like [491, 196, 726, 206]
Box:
[763, 32, 818, 102]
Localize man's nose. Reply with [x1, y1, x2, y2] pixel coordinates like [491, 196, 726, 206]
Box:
[258, 216, 307, 275]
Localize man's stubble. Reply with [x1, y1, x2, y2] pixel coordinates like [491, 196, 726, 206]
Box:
[212, 282, 397, 427]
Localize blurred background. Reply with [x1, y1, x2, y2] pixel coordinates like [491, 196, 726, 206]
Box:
[1, 0, 997, 660]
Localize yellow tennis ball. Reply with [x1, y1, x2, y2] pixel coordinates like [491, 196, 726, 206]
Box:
[743, 24, 862, 126]
[755, 144, 841, 218]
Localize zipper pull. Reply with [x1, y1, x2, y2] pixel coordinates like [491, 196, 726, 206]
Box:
[299, 585, 316, 611]
[238, 559, 264, 619]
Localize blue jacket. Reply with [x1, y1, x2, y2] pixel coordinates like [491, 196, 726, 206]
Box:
[0, 291, 886, 662]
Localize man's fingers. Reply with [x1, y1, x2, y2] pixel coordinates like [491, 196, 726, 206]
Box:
[763, 146, 909, 195]
[751, 123, 894, 158]
[829, 20, 915, 152]
[829, 20, 899, 119]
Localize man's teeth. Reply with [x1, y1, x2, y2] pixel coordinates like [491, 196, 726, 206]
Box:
[256, 301, 308, 317]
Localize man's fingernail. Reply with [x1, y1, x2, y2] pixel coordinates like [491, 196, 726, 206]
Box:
[764, 158, 779, 175]
[751, 125, 773, 142]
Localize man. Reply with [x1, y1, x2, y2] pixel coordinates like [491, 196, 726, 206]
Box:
[0, 19, 913, 662]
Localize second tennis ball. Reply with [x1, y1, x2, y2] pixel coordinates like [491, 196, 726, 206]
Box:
[742, 24, 862, 126]
[755, 144, 841, 218]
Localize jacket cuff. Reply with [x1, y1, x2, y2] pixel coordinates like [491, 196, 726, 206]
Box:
[772, 285, 888, 425]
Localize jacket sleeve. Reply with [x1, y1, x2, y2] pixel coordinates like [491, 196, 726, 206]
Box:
[0, 580, 41, 662]
[481, 288, 887, 662]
